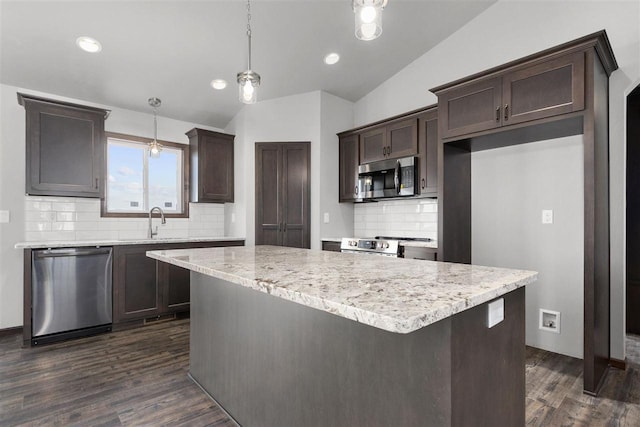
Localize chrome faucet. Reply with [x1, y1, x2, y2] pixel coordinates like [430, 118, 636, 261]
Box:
[148, 206, 166, 238]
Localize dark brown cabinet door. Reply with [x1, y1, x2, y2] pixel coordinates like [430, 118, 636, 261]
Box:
[387, 118, 418, 159]
[339, 134, 359, 202]
[163, 263, 191, 311]
[438, 77, 503, 139]
[503, 52, 585, 125]
[19, 94, 108, 198]
[282, 144, 310, 248]
[255, 143, 283, 246]
[255, 142, 310, 249]
[418, 111, 438, 195]
[113, 245, 161, 322]
[186, 128, 234, 203]
[359, 126, 386, 163]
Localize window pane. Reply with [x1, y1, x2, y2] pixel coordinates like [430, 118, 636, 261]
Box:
[149, 148, 181, 213]
[107, 142, 144, 212]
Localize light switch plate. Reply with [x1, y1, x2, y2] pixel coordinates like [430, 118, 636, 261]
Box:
[323, 212, 330, 224]
[542, 209, 553, 224]
[487, 298, 504, 328]
[0, 210, 9, 223]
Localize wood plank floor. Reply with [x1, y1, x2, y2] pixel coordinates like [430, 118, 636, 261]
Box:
[1, 319, 639, 426]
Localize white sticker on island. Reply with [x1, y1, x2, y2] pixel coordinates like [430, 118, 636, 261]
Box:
[487, 298, 504, 328]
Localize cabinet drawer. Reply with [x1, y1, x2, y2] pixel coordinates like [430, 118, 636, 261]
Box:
[402, 246, 437, 261]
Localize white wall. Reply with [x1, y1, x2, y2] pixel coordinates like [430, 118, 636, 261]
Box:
[472, 137, 584, 358]
[225, 90, 355, 249]
[353, 0, 640, 361]
[0, 83, 227, 329]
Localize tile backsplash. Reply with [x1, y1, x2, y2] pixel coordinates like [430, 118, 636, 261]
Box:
[24, 196, 224, 242]
[354, 198, 437, 240]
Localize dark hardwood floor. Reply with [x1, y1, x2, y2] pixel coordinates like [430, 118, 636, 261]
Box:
[1, 319, 639, 426]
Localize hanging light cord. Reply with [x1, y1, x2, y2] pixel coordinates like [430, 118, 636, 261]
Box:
[153, 105, 158, 142]
[246, 0, 252, 70]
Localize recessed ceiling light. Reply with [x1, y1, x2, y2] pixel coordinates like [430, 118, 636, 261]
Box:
[76, 36, 102, 53]
[211, 79, 228, 90]
[324, 53, 340, 65]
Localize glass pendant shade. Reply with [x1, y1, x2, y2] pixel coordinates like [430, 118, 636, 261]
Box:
[353, 0, 386, 41]
[148, 97, 162, 157]
[237, 70, 260, 104]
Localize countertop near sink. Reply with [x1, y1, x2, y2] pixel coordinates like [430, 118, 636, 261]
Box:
[15, 236, 245, 249]
[321, 237, 437, 249]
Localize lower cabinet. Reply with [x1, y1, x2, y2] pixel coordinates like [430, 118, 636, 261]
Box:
[402, 246, 438, 261]
[321, 240, 342, 252]
[112, 240, 244, 324]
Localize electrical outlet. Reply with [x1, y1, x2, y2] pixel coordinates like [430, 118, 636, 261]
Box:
[487, 298, 504, 328]
[542, 209, 553, 224]
[0, 210, 9, 223]
[323, 212, 330, 224]
[231, 213, 236, 223]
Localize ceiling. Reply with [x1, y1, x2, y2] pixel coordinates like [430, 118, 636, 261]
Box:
[0, 0, 495, 129]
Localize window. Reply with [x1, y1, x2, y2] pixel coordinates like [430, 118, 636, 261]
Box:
[102, 132, 189, 217]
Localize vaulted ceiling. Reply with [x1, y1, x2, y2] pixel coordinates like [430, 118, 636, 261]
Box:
[1, 0, 495, 128]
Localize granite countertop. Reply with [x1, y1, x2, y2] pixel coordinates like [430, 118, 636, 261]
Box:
[14, 236, 245, 249]
[147, 245, 536, 334]
[321, 237, 437, 249]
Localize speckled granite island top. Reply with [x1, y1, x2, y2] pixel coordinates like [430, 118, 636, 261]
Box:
[147, 245, 537, 334]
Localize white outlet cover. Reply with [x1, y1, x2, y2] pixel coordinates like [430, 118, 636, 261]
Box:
[0, 210, 9, 223]
[323, 212, 330, 223]
[487, 298, 504, 328]
[542, 209, 553, 224]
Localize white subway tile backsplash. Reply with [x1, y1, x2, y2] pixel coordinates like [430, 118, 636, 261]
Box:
[354, 198, 438, 240]
[23, 196, 226, 242]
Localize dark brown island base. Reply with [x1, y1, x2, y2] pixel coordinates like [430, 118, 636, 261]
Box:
[148, 246, 537, 427]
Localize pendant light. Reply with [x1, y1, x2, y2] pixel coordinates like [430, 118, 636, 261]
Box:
[148, 97, 162, 158]
[237, 0, 260, 104]
[353, 0, 387, 41]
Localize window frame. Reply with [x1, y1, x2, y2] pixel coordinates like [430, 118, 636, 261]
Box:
[101, 131, 190, 218]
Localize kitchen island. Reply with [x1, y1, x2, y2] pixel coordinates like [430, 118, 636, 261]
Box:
[147, 245, 537, 427]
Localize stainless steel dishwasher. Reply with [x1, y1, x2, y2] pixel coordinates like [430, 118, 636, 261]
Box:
[31, 247, 113, 345]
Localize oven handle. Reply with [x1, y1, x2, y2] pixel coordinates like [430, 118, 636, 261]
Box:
[394, 160, 401, 194]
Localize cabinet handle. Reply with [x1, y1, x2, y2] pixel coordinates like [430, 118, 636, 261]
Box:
[95, 178, 99, 189]
[355, 185, 358, 195]
[387, 145, 391, 155]
[504, 104, 509, 120]
[382, 146, 387, 156]
[496, 107, 500, 122]
[284, 223, 287, 232]
[421, 178, 426, 189]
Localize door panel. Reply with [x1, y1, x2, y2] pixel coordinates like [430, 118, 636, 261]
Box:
[283, 143, 310, 249]
[255, 144, 282, 246]
[387, 118, 418, 159]
[418, 111, 438, 195]
[360, 126, 386, 163]
[339, 134, 359, 202]
[439, 77, 502, 139]
[503, 52, 585, 125]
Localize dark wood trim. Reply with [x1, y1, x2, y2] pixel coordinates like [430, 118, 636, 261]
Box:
[22, 249, 32, 347]
[17, 92, 111, 118]
[610, 357, 626, 370]
[430, 30, 617, 94]
[101, 132, 190, 219]
[0, 326, 22, 338]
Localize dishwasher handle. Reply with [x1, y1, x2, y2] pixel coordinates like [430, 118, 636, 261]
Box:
[33, 247, 112, 258]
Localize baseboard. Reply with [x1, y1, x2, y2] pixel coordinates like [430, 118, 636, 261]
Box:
[610, 357, 627, 370]
[0, 326, 23, 338]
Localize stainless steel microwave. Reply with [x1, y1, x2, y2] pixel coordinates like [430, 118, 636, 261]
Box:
[357, 156, 417, 201]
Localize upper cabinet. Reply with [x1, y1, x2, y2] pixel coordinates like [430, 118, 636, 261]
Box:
[436, 51, 585, 140]
[339, 133, 359, 202]
[18, 93, 109, 198]
[359, 118, 418, 164]
[186, 128, 234, 203]
[337, 106, 437, 202]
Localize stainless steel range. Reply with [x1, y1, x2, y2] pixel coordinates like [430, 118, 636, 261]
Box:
[340, 237, 400, 257]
